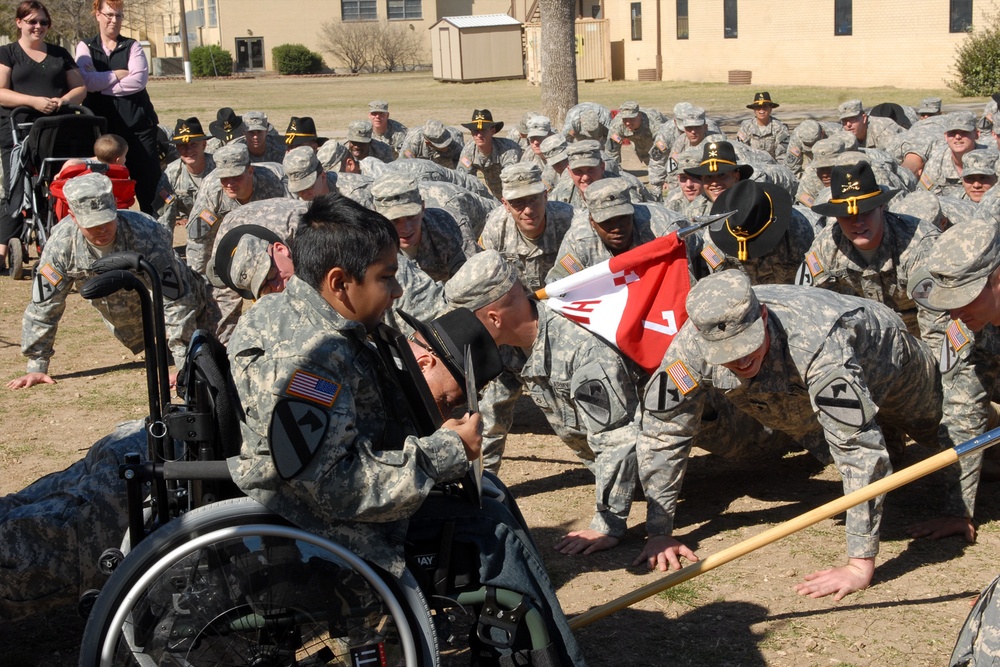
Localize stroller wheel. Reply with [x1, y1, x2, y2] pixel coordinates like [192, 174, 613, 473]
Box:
[8, 237, 23, 280]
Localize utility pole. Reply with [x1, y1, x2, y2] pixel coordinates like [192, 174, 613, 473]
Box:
[178, 0, 192, 82]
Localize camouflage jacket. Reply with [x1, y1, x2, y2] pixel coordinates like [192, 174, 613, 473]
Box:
[154, 153, 216, 230]
[478, 200, 575, 291]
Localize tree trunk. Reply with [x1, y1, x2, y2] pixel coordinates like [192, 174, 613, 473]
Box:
[538, 0, 578, 128]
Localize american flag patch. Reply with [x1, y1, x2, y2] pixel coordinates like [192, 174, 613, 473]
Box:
[559, 253, 584, 274]
[701, 246, 723, 269]
[160, 188, 175, 204]
[947, 320, 970, 353]
[666, 360, 698, 395]
[789, 145, 801, 157]
[198, 209, 218, 226]
[655, 139, 667, 151]
[40, 263, 62, 286]
[460, 156, 471, 168]
[805, 252, 824, 277]
[286, 370, 341, 407]
[610, 133, 621, 143]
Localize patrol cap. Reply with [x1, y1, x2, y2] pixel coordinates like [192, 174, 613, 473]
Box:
[317, 140, 348, 170]
[922, 218, 1000, 311]
[347, 120, 373, 144]
[214, 224, 283, 301]
[891, 189, 941, 227]
[579, 109, 602, 135]
[585, 177, 634, 223]
[838, 99, 865, 120]
[515, 110, 537, 135]
[397, 307, 504, 393]
[244, 111, 268, 133]
[687, 269, 765, 365]
[500, 163, 545, 201]
[368, 100, 389, 113]
[64, 172, 117, 228]
[567, 139, 603, 169]
[962, 149, 997, 178]
[619, 101, 640, 119]
[918, 97, 942, 115]
[423, 120, 453, 149]
[811, 136, 844, 169]
[540, 133, 569, 163]
[372, 173, 423, 220]
[526, 115, 552, 138]
[445, 250, 519, 311]
[171, 117, 207, 144]
[283, 146, 321, 193]
[795, 119, 824, 147]
[680, 107, 707, 128]
[945, 111, 977, 133]
[213, 143, 251, 178]
[673, 150, 701, 173]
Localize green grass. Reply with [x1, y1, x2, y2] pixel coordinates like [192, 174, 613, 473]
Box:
[656, 578, 709, 606]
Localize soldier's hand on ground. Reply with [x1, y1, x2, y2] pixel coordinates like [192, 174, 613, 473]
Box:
[7, 372, 56, 390]
[632, 535, 699, 572]
[794, 556, 874, 601]
[443, 412, 482, 460]
[554, 529, 620, 555]
[906, 516, 977, 543]
[176, 218, 188, 227]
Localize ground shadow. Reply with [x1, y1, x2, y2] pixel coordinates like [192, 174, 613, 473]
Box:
[54, 360, 145, 381]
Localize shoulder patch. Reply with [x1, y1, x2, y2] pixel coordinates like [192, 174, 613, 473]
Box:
[805, 252, 824, 278]
[644, 361, 697, 414]
[667, 360, 698, 395]
[789, 145, 801, 157]
[285, 369, 341, 407]
[610, 132, 622, 143]
[403, 149, 415, 159]
[558, 253, 584, 275]
[811, 375, 875, 431]
[737, 131, 748, 142]
[701, 246, 724, 270]
[460, 155, 472, 168]
[574, 379, 613, 427]
[159, 188, 176, 204]
[798, 193, 815, 207]
[654, 139, 667, 152]
[947, 320, 971, 354]
[198, 209, 218, 226]
[269, 398, 329, 480]
[32, 263, 63, 303]
[919, 172, 934, 190]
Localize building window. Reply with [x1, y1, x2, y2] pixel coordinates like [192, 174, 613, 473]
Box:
[196, 0, 204, 22]
[950, 0, 973, 32]
[676, 0, 688, 39]
[723, 0, 737, 38]
[342, 0, 377, 21]
[834, 0, 851, 35]
[387, 0, 420, 20]
[207, 0, 217, 27]
[630, 3, 642, 40]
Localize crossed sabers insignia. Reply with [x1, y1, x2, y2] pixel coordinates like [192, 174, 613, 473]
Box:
[842, 179, 861, 194]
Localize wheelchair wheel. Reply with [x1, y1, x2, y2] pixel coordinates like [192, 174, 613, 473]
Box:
[8, 236, 23, 280]
[80, 497, 439, 666]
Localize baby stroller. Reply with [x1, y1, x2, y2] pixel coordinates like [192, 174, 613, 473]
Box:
[49, 162, 136, 223]
[76, 254, 562, 666]
[5, 104, 106, 280]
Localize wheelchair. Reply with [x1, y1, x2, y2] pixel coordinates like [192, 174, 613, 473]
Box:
[76, 253, 561, 666]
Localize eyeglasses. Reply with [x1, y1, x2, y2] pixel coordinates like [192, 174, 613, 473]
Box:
[22, 18, 50, 26]
[406, 333, 438, 357]
[100, 12, 124, 20]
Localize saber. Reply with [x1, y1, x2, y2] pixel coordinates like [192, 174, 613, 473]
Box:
[568, 426, 1000, 631]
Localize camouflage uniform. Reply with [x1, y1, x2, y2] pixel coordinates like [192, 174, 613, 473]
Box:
[785, 119, 842, 178]
[154, 152, 216, 232]
[384, 252, 449, 335]
[606, 101, 659, 165]
[374, 156, 496, 201]
[696, 208, 815, 285]
[837, 99, 904, 155]
[457, 135, 522, 199]
[244, 112, 289, 164]
[228, 275, 585, 665]
[562, 102, 613, 144]
[399, 120, 465, 169]
[479, 197, 575, 292]
[640, 271, 941, 557]
[951, 573, 1000, 666]
[24, 207, 215, 371]
[367, 101, 408, 159]
[549, 139, 649, 209]
[736, 116, 790, 161]
[418, 179, 498, 242]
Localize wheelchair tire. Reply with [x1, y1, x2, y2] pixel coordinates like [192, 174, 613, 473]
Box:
[8, 237, 23, 281]
[80, 497, 439, 666]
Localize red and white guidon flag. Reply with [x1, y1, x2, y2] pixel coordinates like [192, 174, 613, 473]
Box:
[538, 233, 690, 374]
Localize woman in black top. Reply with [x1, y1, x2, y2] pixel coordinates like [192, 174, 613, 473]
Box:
[76, 0, 160, 215]
[0, 0, 85, 274]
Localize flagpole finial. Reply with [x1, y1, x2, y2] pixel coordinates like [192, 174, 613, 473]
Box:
[678, 210, 738, 240]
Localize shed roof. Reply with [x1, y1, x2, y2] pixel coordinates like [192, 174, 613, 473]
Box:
[436, 14, 522, 29]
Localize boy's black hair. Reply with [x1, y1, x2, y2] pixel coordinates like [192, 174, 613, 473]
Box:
[292, 192, 399, 288]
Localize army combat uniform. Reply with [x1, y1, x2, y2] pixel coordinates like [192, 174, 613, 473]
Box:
[154, 152, 216, 232]
[736, 116, 790, 161]
[479, 199, 574, 292]
[457, 136, 522, 199]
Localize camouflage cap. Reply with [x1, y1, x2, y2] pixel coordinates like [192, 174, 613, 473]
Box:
[811, 136, 844, 169]
[368, 100, 389, 113]
[567, 139, 603, 169]
[229, 233, 273, 300]
[423, 119, 453, 149]
[445, 250, 519, 311]
[619, 101, 640, 119]
[283, 146, 321, 193]
[515, 110, 538, 135]
[526, 115, 552, 138]
[579, 109, 601, 135]
[795, 119, 824, 147]
[317, 140, 348, 170]
[372, 173, 423, 220]
[918, 97, 942, 115]
[500, 163, 546, 200]
[244, 111, 268, 132]
[680, 107, 707, 128]
[585, 177, 634, 223]
[945, 111, 977, 133]
[837, 99, 865, 120]
[923, 217, 1000, 311]
[64, 172, 117, 228]
[892, 189, 941, 226]
[347, 120, 373, 144]
[686, 269, 765, 365]
[213, 143, 250, 178]
[673, 150, 701, 173]
[540, 133, 569, 163]
[962, 149, 997, 178]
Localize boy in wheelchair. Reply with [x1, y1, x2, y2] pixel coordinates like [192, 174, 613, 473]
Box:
[226, 193, 585, 665]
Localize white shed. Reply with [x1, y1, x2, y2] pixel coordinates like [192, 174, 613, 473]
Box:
[430, 14, 524, 83]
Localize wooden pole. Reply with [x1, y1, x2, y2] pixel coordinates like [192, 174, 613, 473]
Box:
[568, 427, 1000, 631]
